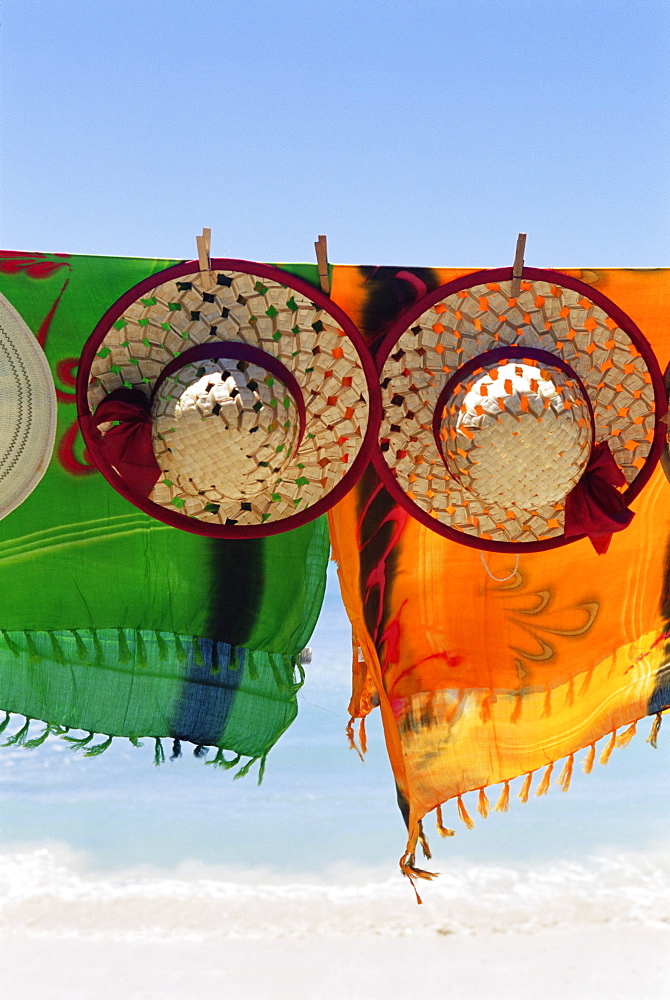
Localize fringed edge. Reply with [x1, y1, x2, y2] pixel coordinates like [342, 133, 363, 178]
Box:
[346, 716, 365, 761]
[399, 850, 438, 905]
[494, 780, 510, 812]
[457, 794, 475, 829]
[648, 712, 662, 749]
[477, 787, 490, 818]
[435, 803, 455, 837]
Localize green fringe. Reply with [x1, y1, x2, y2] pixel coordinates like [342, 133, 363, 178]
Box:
[1, 630, 20, 655]
[83, 734, 114, 757]
[71, 629, 89, 661]
[228, 647, 239, 672]
[117, 629, 132, 664]
[25, 633, 41, 663]
[193, 639, 204, 668]
[3, 717, 31, 746]
[128, 735, 144, 748]
[257, 753, 268, 786]
[0, 712, 11, 737]
[155, 631, 170, 661]
[136, 630, 148, 670]
[174, 634, 188, 664]
[233, 756, 258, 781]
[62, 731, 95, 750]
[24, 723, 60, 749]
[210, 643, 220, 675]
[206, 749, 241, 770]
[154, 737, 165, 766]
[246, 650, 258, 681]
[48, 632, 66, 666]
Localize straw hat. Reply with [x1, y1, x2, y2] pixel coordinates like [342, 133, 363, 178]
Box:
[0, 292, 57, 520]
[374, 268, 665, 552]
[77, 259, 380, 537]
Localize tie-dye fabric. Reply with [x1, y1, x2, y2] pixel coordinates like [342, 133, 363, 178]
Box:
[326, 264, 670, 895]
[0, 251, 329, 773]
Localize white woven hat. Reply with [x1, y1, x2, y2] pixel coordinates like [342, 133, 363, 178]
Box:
[374, 268, 666, 551]
[77, 259, 380, 537]
[0, 292, 57, 520]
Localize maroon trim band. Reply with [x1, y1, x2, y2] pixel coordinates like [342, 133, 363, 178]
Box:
[431, 346, 596, 473]
[152, 341, 307, 447]
[77, 258, 381, 539]
[373, 267, 666, 553]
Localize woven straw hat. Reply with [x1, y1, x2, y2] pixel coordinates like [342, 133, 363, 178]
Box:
[77, 259, 380, 537]
[0, 292, 57, 520]
[374, 268, 666, 552]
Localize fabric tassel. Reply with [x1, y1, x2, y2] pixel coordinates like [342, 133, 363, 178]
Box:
[83, 734, 114, 757]
[210, 644, 220, 675]
[233, 756, 257, 780]
[206, 749, 241, 770]
[128, 735, 144, 748]
[227, 647, 238, 672]
[193, 639, 204, 668]
[194, 745, 208, 759]
[399, 851, 438, 906]
[359, 716, 367, 755]
[615, 720, 637, 748]
[25, 633, 41, 663]
[48, 632, 66, 666]
[599, 729, 617, 765]
[24, 723, 58, 749]
[0, 712, 11, 737]
[479, 694, 492, 723]
[154, 737, 165, 766]
[174, 634, 188, 665]
[135, 631, 148, 670]
[648, 712, 662, 749]
[257, 754, 268, 786]
[246, 650, 258, 681]
[541, 688, 552, 718]
[495, 781, 510, 813]
[117, 629, 132, 663]
[1, 630, 20, 655]
[457, 794, 475, 829]
[71, 630, 89, 661]
[171, 738, 182, 760]
[155, 631, 170, 661]
[3, 717, 31, 747]
[346, 717, 364, 761]
[477, 787, 490, 818]
[583, 743, 596, 773]
[518, 772, 533, 803]
[435, 803, 455, 837]
[418, 823, 432, 860]
[535, 762, 554, 796]
[557, 754, 574, 792]
[62, 731, 94, 751]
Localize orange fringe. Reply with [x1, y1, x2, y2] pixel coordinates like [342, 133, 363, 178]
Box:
[479, 694, 492, 723]
[599, 729, 617, 765]
[345, 717, 364, 762]
[358, 716, 367, 755]
[495, 780, 510, 812]
[457, 794, 475, 829]
[435, 803, 455, 837]
[418, 821, 432, 860]
[557, 753, 574, 792]
[615, 720, 637, 748]
[583, 743, 596, 774]
[477, 787, 490, 818]
[648, 712, 662, 749]
[542, 688, 552, 718]
[518, 772, 533, 803]
[535, 762, 553, 796]
[399, 851, 438, 905]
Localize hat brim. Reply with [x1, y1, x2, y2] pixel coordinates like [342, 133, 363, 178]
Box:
[77, 259, 381, 538]
[0, 293, 57, 520]
[373, 267, 666, 552]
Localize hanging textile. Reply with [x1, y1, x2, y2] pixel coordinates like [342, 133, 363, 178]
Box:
[326, 264, 670, 896]
[0, 251, 329, 773]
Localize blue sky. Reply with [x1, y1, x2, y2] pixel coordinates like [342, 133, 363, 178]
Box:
[1, 0, 668, 265]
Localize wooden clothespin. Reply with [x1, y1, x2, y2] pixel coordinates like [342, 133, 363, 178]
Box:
[196, 227, 212, 274]
[510, 232, 526, 299]
[314, 234, 330, 295]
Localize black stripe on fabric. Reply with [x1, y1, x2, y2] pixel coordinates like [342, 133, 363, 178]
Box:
[357, 265, 442, 353]
[206, 537, 262, 645]
[171, 640, 246, 746]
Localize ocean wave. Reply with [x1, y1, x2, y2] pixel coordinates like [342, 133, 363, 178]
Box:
[0, 846, 668, 942]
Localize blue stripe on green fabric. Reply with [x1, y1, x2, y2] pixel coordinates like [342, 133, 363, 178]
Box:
[171, 641, 245, 746]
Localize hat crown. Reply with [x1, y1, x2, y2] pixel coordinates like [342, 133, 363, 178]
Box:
[152, 360, 300, 502]
[442, 360, 593, 510]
